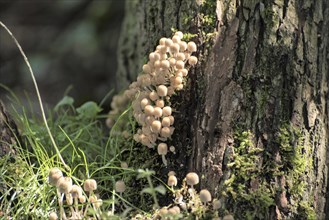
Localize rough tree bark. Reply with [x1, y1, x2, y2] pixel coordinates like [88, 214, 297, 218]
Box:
[117, 0, 329, 219]
[0, 100, 18, 197]
[0, 100, 17, 157]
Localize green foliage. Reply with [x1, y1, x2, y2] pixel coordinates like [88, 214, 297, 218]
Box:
[276, 124, 315, 218]
[224, 130, 273, 219]
[224, 125, 315, 219]
[76, 101, 102, 119]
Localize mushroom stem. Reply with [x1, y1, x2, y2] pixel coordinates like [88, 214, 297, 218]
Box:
[119, 192, 128, 208]
[188, 187, 195, 200]
[83, 203, 89, 217]
[57, 189, 67, 220]
[74, 197, 79, 217]
[161, 155, 168, 166]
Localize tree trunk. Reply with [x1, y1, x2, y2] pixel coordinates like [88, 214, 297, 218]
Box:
[117, 0, 329, 219]
[0, 100, 17, 157]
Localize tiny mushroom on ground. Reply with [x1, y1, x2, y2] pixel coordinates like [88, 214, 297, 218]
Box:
[223, 214, 235, 220]
[48, 167, 63, 186]
[115, 180, 126, 193]
[49, 212, 58, 220]
[186, 172, 199, 189]
[57, 177, 73, 194]
[157, 143, 168, 166]
[83, 179, 97, 193]
[199, 189, 212, 205]
[167, 175, 178, 189]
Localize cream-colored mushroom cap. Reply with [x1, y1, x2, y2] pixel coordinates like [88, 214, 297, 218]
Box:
[115, 180, 126, 193]
[149, 91, 159, 101]
[156, 99, 165, 108]
[70, 185, 83, 198]
[153, 107, 163, 118]
[158, 143, 168, 155]
[79, 195, 86, 203]
[162, 106, 172, 117]
[58, 177, 73, 194]
[187, 41, 197, 52]
[199, 189, 212, 203]
[159, 207, 168, 215]
[174, 31, 184, 39]
[48, 167, 63, 186]
[83, 179, 97, 192]
[151, 120, 162, 133]
[49, 212, 58, 220]
[212, 198, 221, 210]
[120, 162, 128, 169]
[160, 127, 171, 138]
[168, 206, 180, 214]
[223, 215, 234, 220]
[157, 85, 168, 97]
[176, 60, 185, 69]
[167, 175, 178, 187]
[186, 172, 199, 186]
[168, 171, 176, 176]
[144, 105, 154, 116]
[162, 117, 171, 127]
[188, 56, 198, 65]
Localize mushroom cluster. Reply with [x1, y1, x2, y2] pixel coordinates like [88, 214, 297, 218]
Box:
[106, 94, 130, 131]
[106, 32, 198, 165]
[127, 31, 198, 151]
[162, 172, 232, 219]
[48, 168, 102, 220]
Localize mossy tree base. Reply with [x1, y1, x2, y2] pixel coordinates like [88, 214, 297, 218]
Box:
[117, 0, 329, 219]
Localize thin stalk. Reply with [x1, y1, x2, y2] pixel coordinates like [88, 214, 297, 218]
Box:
[57, 189, 67, 220]
[0, 21, 68, 170]
[146, 175, 159, 209]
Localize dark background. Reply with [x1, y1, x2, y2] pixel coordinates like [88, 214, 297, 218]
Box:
[0, 0, 125, 110]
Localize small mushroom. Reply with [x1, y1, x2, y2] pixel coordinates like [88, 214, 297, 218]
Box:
[49, 212, 58, 220]
[168, 171, 176, 176]
[57, 177, 73, 194]
[70, 185, 83, 215]
[186, 172, 199, 189]
[120, 162, 128, 169]
[167, 175, 177, 190]
[83, 179, 97, 193]
[162, 106, 172, 117]
[187, 41, 197, 52]
[157, 85, 168, 97]
[115, 180, 126, 193]
[199, 189, 212, 205]
[158, 143, 168, 166]
[168, 206, 180, 215]
[115, 180, 128, 208]
[212, 198, 221, 210]
[48, 167, 63, 186]
[188, 56, 198, 66]
[223, 215, 234, 220]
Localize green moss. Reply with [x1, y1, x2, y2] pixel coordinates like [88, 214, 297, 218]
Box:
[223, 130, 273, 219]
[298, 201, 317, 220]
[276, 124, 315, 217]
[277, 125, 308, 194]
[224, 125, 315, 219]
